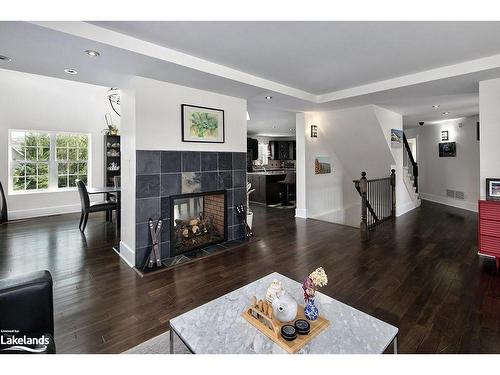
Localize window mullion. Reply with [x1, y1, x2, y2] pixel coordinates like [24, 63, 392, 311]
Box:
[49, 132, 57, 190]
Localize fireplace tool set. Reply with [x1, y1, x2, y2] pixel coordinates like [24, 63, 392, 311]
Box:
[142, 218, 163, 270]
[235, 204, 253, 238]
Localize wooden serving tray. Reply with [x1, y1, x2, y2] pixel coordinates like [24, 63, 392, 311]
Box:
[241, 302, 330, 354]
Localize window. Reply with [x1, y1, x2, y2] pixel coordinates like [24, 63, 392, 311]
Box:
[257, 142, 269, 165]
[56, 134, 89, 188]
[9, 130, 90, 193]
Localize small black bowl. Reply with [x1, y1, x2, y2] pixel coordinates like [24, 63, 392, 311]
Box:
[294, 319, 310, 335]
[281, 324, 297, 341]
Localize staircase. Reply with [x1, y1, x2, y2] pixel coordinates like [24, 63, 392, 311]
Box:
[402, 133, 421, 207]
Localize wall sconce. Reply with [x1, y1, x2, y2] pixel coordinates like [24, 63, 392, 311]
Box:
[311, 125, 318, 138]
[441, 130, 449, 141]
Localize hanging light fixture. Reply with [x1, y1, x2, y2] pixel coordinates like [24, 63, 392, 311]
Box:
[107, 88, 121, 116]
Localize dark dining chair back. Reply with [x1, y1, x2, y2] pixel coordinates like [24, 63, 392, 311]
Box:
[76, 180, 117, 232]
[77, 180, 90, 213]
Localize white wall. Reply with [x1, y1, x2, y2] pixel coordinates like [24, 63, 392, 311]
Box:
[132, 76, 247, 152]
[479, 78, 500, 199]
[0, 69, 119, 219]
[405, 116, 479, 212]
[296, 105, 413, 227]
[120, 76, 247, 266]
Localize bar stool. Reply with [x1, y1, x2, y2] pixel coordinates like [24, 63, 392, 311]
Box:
[278, 172, 296, 206]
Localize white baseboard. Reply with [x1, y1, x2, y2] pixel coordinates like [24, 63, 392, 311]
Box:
[8, 204, 81, 220]
[118, 241, 135, 268]
[295, 208, 307, 218]
[420, 193, 478, 212]
[396, 200, 416, 217]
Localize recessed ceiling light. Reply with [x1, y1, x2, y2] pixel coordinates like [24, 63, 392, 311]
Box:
[0, 55, 12, 62]
[432, 105, 440, 108]
[442, 111, 450, 115]
[265, 96, 272, 100]
[85, 50, 100, 57]
[64, 68, 78, 75]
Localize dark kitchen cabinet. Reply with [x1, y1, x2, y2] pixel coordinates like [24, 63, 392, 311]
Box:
[247, 138, 258, 160]
[248, 173, 286, 205]
[269, 141, 296, 160]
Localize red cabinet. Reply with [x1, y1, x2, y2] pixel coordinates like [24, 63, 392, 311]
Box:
[478, 199, 500, 269]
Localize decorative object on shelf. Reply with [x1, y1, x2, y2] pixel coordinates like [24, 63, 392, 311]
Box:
[181, 104, 225, 143]
[439, 142, 456, 157]
[441, 130, 449, 141]
[272, 290, 298, 323]
[266, 279, 283, 304]
[314, 156, 331, 175]
[391, 129, 403, 147]
[103, 113, 119, 135]
[246, 182, 255, 229]
[107, 162, 120, 171]
[486, 178, 500, 201]
[241, 293, 330, 353]
[310, 124, 318, 138]
[0, 180, 7, 224]
[104, 135, 121, 187]
[302, 267, 328, 321]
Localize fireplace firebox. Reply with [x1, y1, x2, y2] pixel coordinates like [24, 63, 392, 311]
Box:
[170, 190, 227, 256]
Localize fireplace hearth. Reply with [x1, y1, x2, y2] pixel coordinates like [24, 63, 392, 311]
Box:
[170, 190, 227, 256]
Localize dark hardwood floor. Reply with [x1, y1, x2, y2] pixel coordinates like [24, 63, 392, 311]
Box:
[0, 201, 499, 354]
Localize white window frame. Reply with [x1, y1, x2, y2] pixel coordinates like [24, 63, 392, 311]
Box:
[8, 129, 92, 195]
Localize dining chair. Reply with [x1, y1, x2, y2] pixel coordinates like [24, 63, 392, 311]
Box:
[76, 180, 118, 232]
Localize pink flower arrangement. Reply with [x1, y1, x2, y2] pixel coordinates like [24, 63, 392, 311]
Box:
[302, 267, 328, 302]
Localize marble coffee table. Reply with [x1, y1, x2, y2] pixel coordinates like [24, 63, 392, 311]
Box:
[169, 272, 398, 354]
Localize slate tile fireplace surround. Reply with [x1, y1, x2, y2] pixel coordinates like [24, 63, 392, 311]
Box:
[135, 150, 247, 267]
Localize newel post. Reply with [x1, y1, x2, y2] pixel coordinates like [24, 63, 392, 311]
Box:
[359, 172, 368, 239]
[390, 169, 396, 218]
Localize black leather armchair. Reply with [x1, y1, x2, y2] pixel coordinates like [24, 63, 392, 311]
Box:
[0, 270, 56, 354]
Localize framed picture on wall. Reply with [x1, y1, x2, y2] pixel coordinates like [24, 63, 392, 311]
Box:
[486, 178, 500, 201]
[181, 104, 225, 143]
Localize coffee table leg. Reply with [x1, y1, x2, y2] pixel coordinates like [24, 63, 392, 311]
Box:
[393, 336, 398, 354]
[170, 329, 174, 354]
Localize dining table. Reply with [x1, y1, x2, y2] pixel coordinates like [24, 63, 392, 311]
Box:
[86, 186, 121, 228]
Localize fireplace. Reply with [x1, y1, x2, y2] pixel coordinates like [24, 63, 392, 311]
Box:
[170, 190, 227, 256]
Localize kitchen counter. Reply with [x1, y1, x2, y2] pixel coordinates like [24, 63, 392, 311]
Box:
[248, 170, 295, 205]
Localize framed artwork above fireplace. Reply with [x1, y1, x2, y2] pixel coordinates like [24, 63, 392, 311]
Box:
[181, 104, 225, 143]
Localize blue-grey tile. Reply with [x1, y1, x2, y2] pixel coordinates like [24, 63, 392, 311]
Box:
[135, 246, 149, 268]
[226, 207, 234, 227]
[226, 189, 233, 209]
[218, 152, 232, 171]
[217, 171, 232, 190]
[161, 151, 181, 173]
[160, 241, 171, 260]
[232, 170, 246, 188]
[160, 219, 170, 244]
[201, 152, 218, 171]
[136, 197, 160, 223]
[233, 187, 246, 207]
[232, 224, 246, 240]
[233, 152, 247, 170]
[182, 172, 201, 193]
[137, 150, 161, 174]
[182, 151, 201, 172]
[136, 222, 152, 248]
[161, 173, 181, 197]
[201, 172, 218, 191]
[161, 197, 171, 219]
[136, 175, 160, 198]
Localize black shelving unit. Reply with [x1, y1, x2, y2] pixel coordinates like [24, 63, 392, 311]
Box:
[104, 135, 121, 187]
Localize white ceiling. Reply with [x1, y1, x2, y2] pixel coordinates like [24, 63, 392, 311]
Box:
[2, 21, 500, 135]
[92, 21, 500, 94]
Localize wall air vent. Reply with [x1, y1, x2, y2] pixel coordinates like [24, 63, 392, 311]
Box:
[446, 189, 465, 200]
